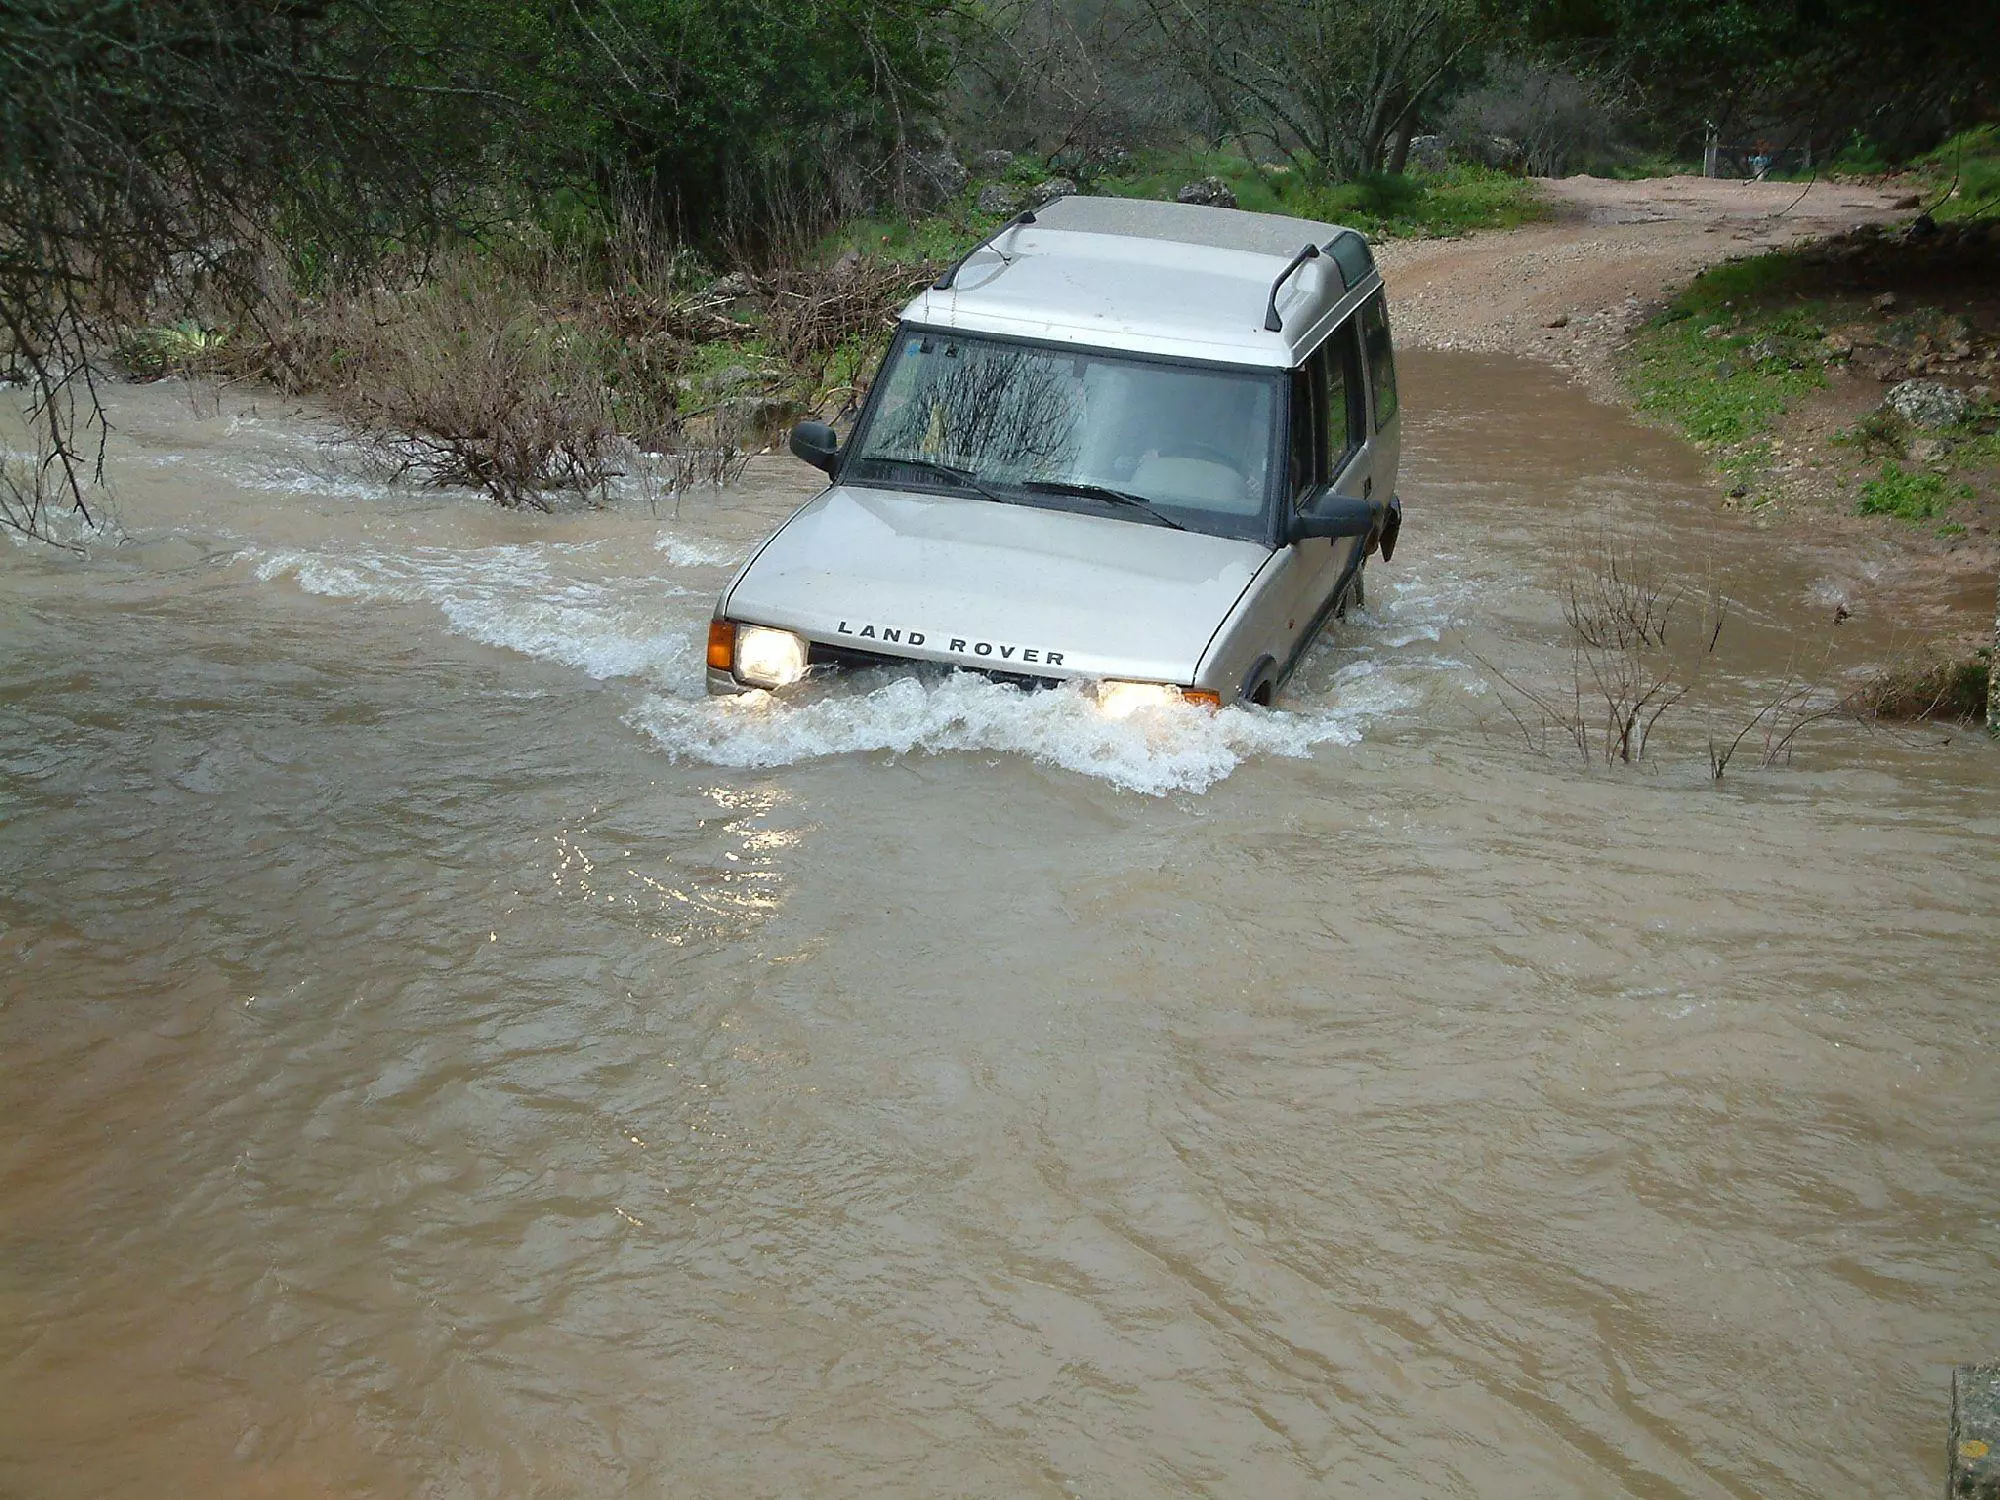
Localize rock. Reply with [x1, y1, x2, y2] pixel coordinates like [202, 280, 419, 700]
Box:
[1820, 332, 1855, 359]
[719, 394, 802, 443]
[1952, 1364, 2000, 1500]
[709, 272, 753, 299]
[1886, 379, 1971, 428]
[1714, 361, 1737, 381]
[1871, 290, 1898, 313]
[1028, 176, 1078, 207]
[976, 183, 1023, 216]
[973, 149, 1015, 176]
[1407, 134, 1449, 173]
[710, 364, 761, 393]
[1892, 193, 1923, 209]
[1479, 135, 1524, 171]
[905, 149, 968, 207]
[1746, 337, 1782, 363]
[1544, 313, 1569, 329]
[1175, 176, 1238, 209]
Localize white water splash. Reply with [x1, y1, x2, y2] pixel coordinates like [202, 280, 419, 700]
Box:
[246, 528, 1468, 793]
[651, 529, 747, 569]
[251, 543, 698, 683]
[629, 672, 1376, 796]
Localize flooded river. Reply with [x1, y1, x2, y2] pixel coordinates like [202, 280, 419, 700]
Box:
[3, 355, 1996, 1498]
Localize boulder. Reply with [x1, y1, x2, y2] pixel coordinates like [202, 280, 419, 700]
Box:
[1886, 379, 1971, 429]
[976, 183, 1024, 216]
[1407, 134, 1449, 173]
[905, 149, 968, 207]
[974, 149, 1015, 176]
[709, 272, 753, 300]
[1176, 176, 1238, 209]
[1028, 176, 1078, 207]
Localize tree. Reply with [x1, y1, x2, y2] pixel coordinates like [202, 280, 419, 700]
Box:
[1140, 0, 1500, 180]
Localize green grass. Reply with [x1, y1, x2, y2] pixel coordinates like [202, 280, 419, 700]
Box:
[1911, 124, 2000, 221]
[1856, 462, 1971, 521]
[1627, 255, 1829, 448]
[1290, 164, 1548, 237]
[1094, 148, 1295, 216]
[825, 150, 1549, 268]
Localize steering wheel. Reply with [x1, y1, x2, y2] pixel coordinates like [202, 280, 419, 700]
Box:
[1158, 441, 1240, 469]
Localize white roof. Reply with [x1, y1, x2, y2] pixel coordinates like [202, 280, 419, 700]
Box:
[898, 195, 1379, 368]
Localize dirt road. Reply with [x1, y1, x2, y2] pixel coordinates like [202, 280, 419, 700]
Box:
[1376, 175, 1914, 399]
[1378, 174, 2000, 654]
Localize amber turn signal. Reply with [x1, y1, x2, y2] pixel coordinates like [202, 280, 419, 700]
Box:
[706, 619, 736, 671]
[1182, 689, 1222, 710]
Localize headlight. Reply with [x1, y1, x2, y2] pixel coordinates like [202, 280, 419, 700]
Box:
[731, 623, 809, 688]
[1096, 680, 1221, 717]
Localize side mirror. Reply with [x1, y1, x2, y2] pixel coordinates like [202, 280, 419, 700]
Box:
[789, 420, 840, 475]
[1290, 494, 1375, 543]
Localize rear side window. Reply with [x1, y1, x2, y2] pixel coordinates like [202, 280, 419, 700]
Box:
[1322, 324, 1364, 469]
[1361, 293, 1397, 429]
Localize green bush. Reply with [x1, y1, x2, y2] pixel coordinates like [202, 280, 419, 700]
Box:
[1856, 462, 1969, 521]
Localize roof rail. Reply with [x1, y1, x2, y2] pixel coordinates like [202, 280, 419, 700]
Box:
[933, 210, 1038, 291]
[1262, 242, 1321, 332]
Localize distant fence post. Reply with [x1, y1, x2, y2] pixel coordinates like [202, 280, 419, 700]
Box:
[1955, 1363, 2000, 1497]
[1703, 125, 1720, 179]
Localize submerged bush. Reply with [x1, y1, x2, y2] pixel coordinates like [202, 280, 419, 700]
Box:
[239, 242, 719, 508]
[1845, 651, 1990, 722]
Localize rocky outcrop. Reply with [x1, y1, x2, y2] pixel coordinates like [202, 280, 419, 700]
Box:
[1407, 135, 1449, 173]
[976, 183, 1023, 216]
[1886, 379, 1972, 429]
[1176, 176, 1238, 209]
[1028, 177, 1078, 207]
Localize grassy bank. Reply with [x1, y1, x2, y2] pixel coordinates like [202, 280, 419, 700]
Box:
[1622, 153, 1998, 724]
[1625, 225, 1999, 519]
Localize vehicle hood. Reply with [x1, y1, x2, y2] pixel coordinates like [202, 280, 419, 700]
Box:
[723, 484, 1269, 683]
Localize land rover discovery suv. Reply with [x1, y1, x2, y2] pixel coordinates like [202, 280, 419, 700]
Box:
[705, 194, 1402, 709]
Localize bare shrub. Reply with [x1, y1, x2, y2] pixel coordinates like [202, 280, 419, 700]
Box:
[235, 238, 741, 509]
[1, 421, 74, 550]
[1481, 532, 1723, 767]
[1707, 643, 1843, 778]
[1442, 59, 1623, 177]
[758, 253, 942, 389]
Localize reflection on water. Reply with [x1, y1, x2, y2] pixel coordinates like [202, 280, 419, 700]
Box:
[2, 359, 1996, 1499]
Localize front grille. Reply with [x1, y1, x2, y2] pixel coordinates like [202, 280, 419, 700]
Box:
[806, 640, 1061, 691]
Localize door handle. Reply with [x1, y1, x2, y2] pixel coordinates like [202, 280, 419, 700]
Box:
[1363, 475, 1373, 498]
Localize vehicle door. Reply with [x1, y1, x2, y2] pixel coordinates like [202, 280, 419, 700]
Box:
[1280, 319, 1373, 658]
[1359, 289, 1401, 504]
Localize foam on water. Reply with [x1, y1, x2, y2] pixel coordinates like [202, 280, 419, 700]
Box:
[652, 529, 747, 568]
[629, 672, 1384, 796]
[252, 543, 699, 683]
[244, 525, 1472, 793]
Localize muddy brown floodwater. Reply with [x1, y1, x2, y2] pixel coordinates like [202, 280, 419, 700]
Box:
[3, 354, 1997, 1500]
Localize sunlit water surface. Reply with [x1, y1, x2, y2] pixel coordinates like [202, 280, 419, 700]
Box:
[3, 356, 1996, 1499]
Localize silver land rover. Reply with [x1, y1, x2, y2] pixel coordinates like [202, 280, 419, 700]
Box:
[705, 194, 1402, 710]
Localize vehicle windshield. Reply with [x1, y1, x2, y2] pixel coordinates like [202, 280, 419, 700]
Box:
[843, 330, 1283, 542]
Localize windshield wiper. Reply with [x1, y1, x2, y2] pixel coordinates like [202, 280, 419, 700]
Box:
[869, 455, 1011, 507]
[1021, 479, 1187, 531]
